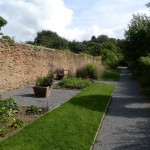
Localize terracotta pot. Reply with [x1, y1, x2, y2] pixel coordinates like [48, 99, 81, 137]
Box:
[33, 86, 52, 97]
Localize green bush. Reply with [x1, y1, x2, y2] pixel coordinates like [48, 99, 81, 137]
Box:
[137, 55, 150, 86]
[58, 77, 93, 89]
[76, 63, 99, 79]
[101, 49, 119, 68]
[10, 119, 24, 129]
[2, 35, 15, 43]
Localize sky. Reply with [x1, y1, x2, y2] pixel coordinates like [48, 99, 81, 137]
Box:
[0, 0, 150, 42]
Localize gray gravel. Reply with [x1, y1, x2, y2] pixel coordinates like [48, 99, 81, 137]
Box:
[93, 67, 150, 150]
[2, 87, 80, 110]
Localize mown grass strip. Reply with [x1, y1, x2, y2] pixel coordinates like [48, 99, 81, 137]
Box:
[0, 83, 114, 150]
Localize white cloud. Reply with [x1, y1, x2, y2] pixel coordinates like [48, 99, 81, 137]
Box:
[0, 0, 73, 42]
[0, 0, 150, 42]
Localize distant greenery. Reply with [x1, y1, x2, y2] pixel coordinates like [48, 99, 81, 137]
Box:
[0, 16, 7, 31]
[58, 77, 93, 89]
[27, 30, 69, 50]
[76, 63, 100, 79]
[26, 31, 124, 68]
[0, 83, 114, 150]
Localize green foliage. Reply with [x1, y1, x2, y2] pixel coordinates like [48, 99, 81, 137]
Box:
[125, 14, 150, 66]
[83, 41, 102, 56]
[36, 70, 54, 87]
[137, 54, 150, 86]
[68, 41, 87, 53]
[36, 76, 50, 87]
[0, 128, 8, 137]
[76, 63, 100, 79]
[25, 105, 43, 115]
[0, 16, 7, 30]
[2, 35, 15, 43]
[34, 30, 69, 50]
[10, 119, 24, 129]
[0, 83, 114, 150]
[0, 98, 19, 119]
[58, 77, 93, 89]
[0, 98, 21, 137]
[101, 49, 119, 68]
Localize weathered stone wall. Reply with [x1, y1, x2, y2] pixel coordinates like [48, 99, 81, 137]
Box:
[0, 39, 103, 91]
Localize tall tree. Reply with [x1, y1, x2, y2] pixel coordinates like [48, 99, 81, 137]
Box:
[34, 30, 68, 50]
[124, 13, 150, 65]
[0, 16, 7, 30]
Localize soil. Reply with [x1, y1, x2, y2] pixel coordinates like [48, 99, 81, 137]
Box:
[0, 106, 48, 141]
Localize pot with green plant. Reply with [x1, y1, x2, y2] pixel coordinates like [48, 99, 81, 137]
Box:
[33, 70, 54, 97]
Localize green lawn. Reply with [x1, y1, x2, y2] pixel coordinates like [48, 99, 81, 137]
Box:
[102, 68, 121, 81]
[0, 83, 114, 150]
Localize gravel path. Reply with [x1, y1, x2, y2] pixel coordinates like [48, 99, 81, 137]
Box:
[93, 67, 150, 150]
[2, 87, 80, 110]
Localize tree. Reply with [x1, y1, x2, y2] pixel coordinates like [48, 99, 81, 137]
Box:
[34, 30, 69, 50]
[124, 13, 150, 66]
[69, 41, 87, 53]
[0, 16, 7, 35]
[0, 16, 7, 30]
[97, 35, 109, 43]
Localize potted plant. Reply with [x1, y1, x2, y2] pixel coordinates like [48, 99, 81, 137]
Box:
[33, 70, 54, 97]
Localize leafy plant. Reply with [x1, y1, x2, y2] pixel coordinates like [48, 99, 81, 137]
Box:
[10, 119, 24, 129]
[58, 77, 93, 89]
[25, 105, 43, 115]
[0, 98, 19, 119]
[0, 128, 8, 137]
[36, 69, 54, 87]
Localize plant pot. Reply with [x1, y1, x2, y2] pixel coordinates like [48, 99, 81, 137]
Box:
[33, 86, 51, 97]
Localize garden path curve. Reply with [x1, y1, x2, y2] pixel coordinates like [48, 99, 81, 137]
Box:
[93, 67, 150, 150]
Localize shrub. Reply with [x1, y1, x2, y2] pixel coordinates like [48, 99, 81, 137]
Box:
[76, 63, 99, 79]
[137, 55, 150, 86]
[2, 35, 15, 43]
[0, 128, 7, 137]
[58, 77, 93, 89]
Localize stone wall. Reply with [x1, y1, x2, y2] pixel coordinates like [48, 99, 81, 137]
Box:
[0, 39, 103, 91]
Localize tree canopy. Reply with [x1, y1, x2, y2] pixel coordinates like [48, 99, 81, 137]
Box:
[124, 13, 150, 66]
[0, 16, 7, 30]
[33, 30, 69, 50]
